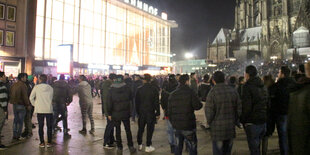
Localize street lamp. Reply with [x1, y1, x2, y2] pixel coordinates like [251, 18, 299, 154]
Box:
[185, 53, 194, 59]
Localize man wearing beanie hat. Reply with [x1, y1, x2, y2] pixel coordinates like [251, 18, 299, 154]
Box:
[107, 75, 136, 154]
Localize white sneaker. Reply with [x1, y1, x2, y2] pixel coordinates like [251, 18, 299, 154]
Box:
[138, 145, 143, 151]
[145, 146, 155, 153]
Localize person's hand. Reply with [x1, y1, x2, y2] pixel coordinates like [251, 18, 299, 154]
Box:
[108, 116, 112, 121]
[156, 116, 160, 121]
[27, 106, 32, 111]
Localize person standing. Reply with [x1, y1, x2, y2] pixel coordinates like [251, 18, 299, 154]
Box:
[102, 74, 116, 149]
[288, 62, 310, 155]
[52, 74, 72, 137]
[190, 73, 198, 94]
[77, 75, 95, 134]
[198, 74, 212, 130]
[135, 74, 160, 152]
[269, 66, 294, 155]
[160, 74, 179, 153]
[241, 65, 268, 155]
[10, 73, 31, 141]
[21, 75, 35, 138]
[132, 75, 143, 122]
[107, 75, 136, 154]
[205, 71, 241, 155]
[29, 74, 54, 147]
[168, 74, 202, 155]
[0, 72, 8, 149]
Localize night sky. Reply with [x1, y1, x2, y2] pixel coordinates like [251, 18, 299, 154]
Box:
[144, 0, 236, 61]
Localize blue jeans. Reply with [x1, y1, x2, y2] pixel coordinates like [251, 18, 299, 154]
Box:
[212, 139, 233, 155]
[174, 130, 197, 155]
[13, 104, 26, 138]
[166, 119, 176, 146]
[275, 115, 288, 155]
[244, 124, 266, 155]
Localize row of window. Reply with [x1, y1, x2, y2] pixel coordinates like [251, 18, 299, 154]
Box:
[0, 4, 16, 22]
[0, 30, 15, 47]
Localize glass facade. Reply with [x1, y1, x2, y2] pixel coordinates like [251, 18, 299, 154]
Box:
[35, 0, 172, 67]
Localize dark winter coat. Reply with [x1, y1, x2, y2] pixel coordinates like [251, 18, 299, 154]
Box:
[52, 80, 72, 104]
[198, 82, 212, 102]
[133, 80, 143, 98]
[240, 77, 268, 125]
[101, 80, 113, 116]
[168, 85, 202, 130]
[107, 82, 132, 121]
[160, 79, 178, 116]
[288, 78, 310, 155]
[270, 77, 295, 115]
[135, 83, 160, 121]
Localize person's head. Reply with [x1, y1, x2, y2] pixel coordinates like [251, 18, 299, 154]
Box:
[212, 71, 225, 85]
[229, 76, 236, 85]
[238, 76, 245, 85]
[263, 75, 275, 87]
[168, 74, 176, 82]
[245, 65, 257, 81]
[59, 74, 65, 80]
[109, 73, 116, 80]
[0, 72, 6, 82]
[18, 73, 28, 82]
[39, 74, 47, 84]
[103, 76, 107, 80]
[190, 72, 196, 79]
[176, 74, 181, 81]
[124, 73, 130, 79]
[203, 74, 210, 83]
[278, 66, 290, 79]
[179, 74, 189, 85]
[305, 62, 310, 78]
[79, 75, 87, 82]
[298, 64, 305, 74]
[143, 74, 152, 83]
[115, 75, 124, 83]
[28, 75, 34, 82]
[134, 75, 140, 81]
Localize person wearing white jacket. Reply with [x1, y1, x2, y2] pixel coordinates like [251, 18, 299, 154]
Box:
[29, 74, 54, 148]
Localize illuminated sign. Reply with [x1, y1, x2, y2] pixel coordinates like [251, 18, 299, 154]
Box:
[123, 65, 139, 71]
[88, 64, 109, 70]
[112, 65, 121, 70]
[123, 0, 158, 16]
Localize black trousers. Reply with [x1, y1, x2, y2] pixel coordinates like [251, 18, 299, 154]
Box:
[137, 116, 155, 146]
[113, 119, 134, 148]
[37, 114, 53, 143]
[103, 117, 115, 145]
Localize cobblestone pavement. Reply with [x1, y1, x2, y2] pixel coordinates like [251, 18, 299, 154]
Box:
[0, 96, 281, 155]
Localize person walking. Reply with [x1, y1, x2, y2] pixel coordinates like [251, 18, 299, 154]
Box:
[268, 66, 294, 155]
[168, 74, 202, 155]
[102, 73, 116, 149]
[77, 75, 95, 134]
[288, 62, 310, 155]
[52, 74, 72, 137]
[29, 74, 54, 147]
[10, 73, 31, 141]
[205, 71, 241, 155]
[135, 74, 160, 152]
[107, 75, 136, 154]
[160, 74, 179, 153]
[241, 65, 268, 155]
[0, 72, 8, 149]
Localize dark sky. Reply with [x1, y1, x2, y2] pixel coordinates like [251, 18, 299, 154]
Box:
[144, 0, 236, 60]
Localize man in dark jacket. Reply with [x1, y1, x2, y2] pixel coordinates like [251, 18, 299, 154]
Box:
[52, 74, 72, 137]
[107, 75, 136, 154]
[190, 73, 198, 94]
[288, 62, 310, 155]
[132, 75, 143, 122]
[0, 72, 8, 149]
[206, 71, 241, 155]
[241, 65, 268, 155]
[160, 74, 179, 153]
[135, 74, 160, 152]
[269, 66, 294, 155]
[168, 74, 202, 155]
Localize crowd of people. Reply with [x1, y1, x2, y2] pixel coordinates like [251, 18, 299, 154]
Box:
[0, 61, 309, 155]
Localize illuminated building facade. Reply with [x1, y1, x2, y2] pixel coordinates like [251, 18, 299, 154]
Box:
[0, 0, 177, 76]
[34, 0, 177, 75]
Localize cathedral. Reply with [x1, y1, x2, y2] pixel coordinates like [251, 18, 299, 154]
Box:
[207, 0, 310, 62]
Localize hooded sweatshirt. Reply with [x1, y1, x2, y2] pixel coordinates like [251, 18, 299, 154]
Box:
[78, 81, 93, 104]
[29, 83, 54, 114]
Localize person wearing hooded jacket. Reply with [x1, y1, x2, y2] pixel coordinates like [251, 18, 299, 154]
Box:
[241, 65, 268, 155]
[107, 75, 136, 154]
[77, 75, 95, 134]
[29, 74, 54, 147]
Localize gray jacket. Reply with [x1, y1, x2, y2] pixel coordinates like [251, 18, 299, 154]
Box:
[78, 81, 93, 104]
